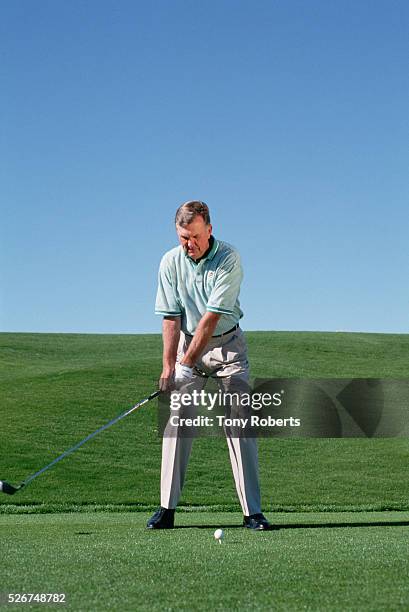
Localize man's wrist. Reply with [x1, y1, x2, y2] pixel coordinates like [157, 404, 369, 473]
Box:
[180, 358, 194, 368]
[162, 365, 176, 377]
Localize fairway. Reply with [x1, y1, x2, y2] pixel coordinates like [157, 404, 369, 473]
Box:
[1, 332, 409, 610]
[1, 332, 408, 512]
[2, 511, 409, 611]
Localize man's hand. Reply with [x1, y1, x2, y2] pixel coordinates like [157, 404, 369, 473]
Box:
[175, 363, 194, 383]
[159, 363, 194, 391]
[159, 368, 175, 392]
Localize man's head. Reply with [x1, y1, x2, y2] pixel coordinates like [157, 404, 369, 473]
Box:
[175, 201, 212, 260]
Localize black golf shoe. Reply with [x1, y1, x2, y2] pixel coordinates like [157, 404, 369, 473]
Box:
[243, 513, 276, 531]
[147, 507, 175, 529]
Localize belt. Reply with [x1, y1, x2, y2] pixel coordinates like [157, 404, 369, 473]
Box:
[184, 323, 239, 338]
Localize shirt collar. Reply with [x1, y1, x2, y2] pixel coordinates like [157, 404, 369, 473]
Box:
[184, 236, 219, 264]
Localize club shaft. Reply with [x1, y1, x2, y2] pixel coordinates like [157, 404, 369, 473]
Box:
[22, 390, 160, 487]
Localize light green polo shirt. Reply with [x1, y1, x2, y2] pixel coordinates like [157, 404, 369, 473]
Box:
[155, 238, 244, 335]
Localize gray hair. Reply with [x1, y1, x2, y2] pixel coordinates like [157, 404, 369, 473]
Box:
[175, 201, 211, 227]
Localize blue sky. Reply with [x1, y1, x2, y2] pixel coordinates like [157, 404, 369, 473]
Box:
[2, 0, 408, 334]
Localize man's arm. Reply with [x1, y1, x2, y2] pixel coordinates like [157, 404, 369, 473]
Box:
[160, 316, 181, 390]
[180, 311, 221, 368]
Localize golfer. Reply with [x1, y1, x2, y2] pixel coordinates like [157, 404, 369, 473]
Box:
[147, 201, 273, 530]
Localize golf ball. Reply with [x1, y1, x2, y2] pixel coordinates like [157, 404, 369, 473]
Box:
[0, 481, 3, 492]
[214, 528, 224, 542]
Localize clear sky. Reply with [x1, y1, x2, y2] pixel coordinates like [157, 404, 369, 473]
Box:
[1, 0, 408, 335]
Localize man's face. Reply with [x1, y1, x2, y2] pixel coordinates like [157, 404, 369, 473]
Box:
[176, 216, 212, 260]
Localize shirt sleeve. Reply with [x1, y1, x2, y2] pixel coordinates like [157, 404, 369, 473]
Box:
[155, 256, 182, 317]
[206, 252, 243, 315]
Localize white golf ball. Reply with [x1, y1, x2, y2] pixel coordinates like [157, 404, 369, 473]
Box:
[0, 481, 3, 492]
[214, 528, 224, 542]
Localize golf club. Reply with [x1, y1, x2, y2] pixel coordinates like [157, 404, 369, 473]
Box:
[0, 389, 161, 495]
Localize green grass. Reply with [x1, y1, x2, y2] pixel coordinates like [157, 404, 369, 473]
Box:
[1, 332, 408, 512]
[2, 511, 409, 611]
[1, 332, 409, 610]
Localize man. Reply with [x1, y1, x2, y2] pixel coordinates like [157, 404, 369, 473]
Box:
[147, 201, 273, 530]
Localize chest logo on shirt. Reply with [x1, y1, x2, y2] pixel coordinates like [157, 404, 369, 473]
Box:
[207, 271, 215, 280]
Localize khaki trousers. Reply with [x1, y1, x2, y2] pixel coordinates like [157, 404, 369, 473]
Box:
[160, 327, 261, 516]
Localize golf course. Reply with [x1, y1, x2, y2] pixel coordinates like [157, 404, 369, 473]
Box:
[1, 331, 409, 610]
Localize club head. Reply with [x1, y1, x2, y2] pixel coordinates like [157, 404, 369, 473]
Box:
[0, 480, 22, 495]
